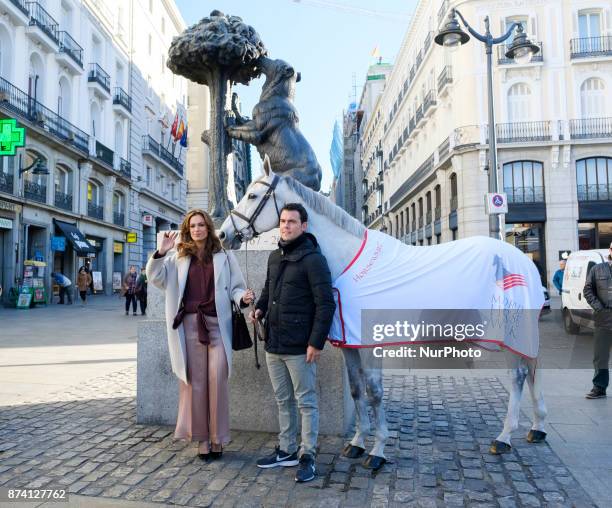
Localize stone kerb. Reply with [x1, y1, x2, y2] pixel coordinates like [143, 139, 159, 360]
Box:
[137, 229, 352, 435]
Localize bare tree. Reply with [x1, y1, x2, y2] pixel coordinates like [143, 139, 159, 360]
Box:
[168, 10, 266, 220]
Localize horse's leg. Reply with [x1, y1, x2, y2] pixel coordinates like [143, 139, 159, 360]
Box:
[362, 363, 388, 471]
[490, 353, 528, 454]
[525, 359, 547, 443]
[341, 348, 370, 458]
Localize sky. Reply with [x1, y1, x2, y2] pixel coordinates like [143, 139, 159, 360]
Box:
[175, 0, 418, 192]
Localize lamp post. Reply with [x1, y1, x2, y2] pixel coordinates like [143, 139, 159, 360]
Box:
[435, 9, 539, 239]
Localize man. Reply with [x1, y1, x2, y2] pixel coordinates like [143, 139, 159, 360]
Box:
[52, 272, 73, 304]
[552, 259, 566, 296]
[136, 267, 147, 316]
[249, 203, 335, 482]
[583, 243, 612, 399]
[123, 266, 139, 316]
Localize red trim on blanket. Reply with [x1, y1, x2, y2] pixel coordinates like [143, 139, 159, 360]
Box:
[340, 229, 368, 276]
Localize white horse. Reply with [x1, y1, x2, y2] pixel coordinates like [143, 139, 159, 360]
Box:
[219, 157, 548, 471]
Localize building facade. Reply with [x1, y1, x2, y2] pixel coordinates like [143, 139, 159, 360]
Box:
[0, 0, 187, 301]
[357, 0, 612, 288]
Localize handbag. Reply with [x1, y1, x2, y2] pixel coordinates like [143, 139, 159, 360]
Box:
[231, 300, 253, 351]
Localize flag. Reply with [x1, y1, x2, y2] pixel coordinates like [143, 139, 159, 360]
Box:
[179, 125, 188, 147]
[175, 119, 185, 141]
[371, 46, 380, 58]
[170, 113, 178, 139]
[494, 256, 528, 291]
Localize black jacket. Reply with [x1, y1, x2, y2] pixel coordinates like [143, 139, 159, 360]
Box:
[583, 261, 612, 330]
[255, 233, 336, 354]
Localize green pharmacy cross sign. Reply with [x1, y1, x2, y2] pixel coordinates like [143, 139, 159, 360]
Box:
[0, 119, 26, 156]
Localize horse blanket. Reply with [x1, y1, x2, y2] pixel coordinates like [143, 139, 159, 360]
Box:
[328, 230, 544, 358]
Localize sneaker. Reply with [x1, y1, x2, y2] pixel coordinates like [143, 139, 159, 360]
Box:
[586, 387, 607, 399]
[295, 454, 316, 483]
[256, 446, 299, 469]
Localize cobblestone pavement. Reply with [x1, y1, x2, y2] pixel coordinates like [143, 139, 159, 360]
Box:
[0, 367, 596, 507]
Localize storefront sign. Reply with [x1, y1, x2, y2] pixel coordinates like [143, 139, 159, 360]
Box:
[0, 200, 16, 212]
[113, 241, 123, 253]
[0, 119, 26, 156]
[126, 232, 137, 243]
[142, 214, 153, 227]
[0, 217, 13, 229]
[51, 236, 66, 251]
[92, 271, 103, 291]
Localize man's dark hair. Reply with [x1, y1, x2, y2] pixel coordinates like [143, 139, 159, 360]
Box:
[280, 203, 308, 223]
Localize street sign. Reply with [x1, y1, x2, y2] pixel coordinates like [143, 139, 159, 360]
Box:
[485, 192, 508, 215]
[0, 119, 25, 156]
[142, 214, 153, 226]
[126, 232, 137, 243]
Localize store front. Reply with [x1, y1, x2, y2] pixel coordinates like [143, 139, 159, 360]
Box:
[578, 222, 612, 250]
[0, 215, 15, 301]
[85, 235, 106, 293]
[53, 220, 97, 279]
[113, 241, 125, 293]
[505, 222, 547, 285]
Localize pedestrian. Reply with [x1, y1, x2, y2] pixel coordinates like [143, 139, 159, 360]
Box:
[51, 272, 73, 304]
[122, 265, 138, 316]
[76, 267, 92, 306]
[146, 209, 254, 460]
[583, 242, 612, 399]
[249, 203, 335, 483]
[552, 259, 566, 296]
[136, 267, 147, 316]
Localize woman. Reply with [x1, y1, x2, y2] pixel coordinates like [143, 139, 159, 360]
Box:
[135, 268, 148, 316]
[146, 210, 254, 460]
[122, 265, 138, 316]
[76, 267, 92, 306]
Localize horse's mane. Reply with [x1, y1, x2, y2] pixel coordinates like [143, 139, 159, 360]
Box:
[281, 175, 366, 238]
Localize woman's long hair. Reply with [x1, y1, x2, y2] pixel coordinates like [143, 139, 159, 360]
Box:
[176, 209, 222, 262]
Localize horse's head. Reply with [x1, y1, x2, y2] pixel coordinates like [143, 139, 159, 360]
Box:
[257, 57, 300, 100]
[219, 155, 284, 250]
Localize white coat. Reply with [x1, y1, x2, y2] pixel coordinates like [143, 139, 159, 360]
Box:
[146, 249, 247, 383]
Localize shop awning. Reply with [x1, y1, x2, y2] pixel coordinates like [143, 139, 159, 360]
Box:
[54, 220, 96, 256]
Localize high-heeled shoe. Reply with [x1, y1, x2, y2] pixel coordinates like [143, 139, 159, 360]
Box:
[198, 452, 211, 461]
[209, 450, 222, 460]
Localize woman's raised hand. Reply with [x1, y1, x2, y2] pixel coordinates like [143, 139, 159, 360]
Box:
[242, 288, 255, 305]
[159, 231, 178, 256]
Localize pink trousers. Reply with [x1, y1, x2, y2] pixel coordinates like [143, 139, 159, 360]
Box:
[174, 313, 230, 448]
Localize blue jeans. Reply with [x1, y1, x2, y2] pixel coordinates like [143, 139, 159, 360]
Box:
[265, 352, 318, 457]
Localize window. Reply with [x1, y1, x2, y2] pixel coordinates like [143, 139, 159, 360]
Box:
[57, 77, 71, 119]
[90, 102, 101, 138]
[580, 78, 605, 118]
[54, 165, 72, 195]
[450, 173, 458, 210]
[0, 26, 11, 79]
[146, 165, 152, 186]
[507, 83, 532, 122]
[88, 180, 102, 206]
[578, 11, 601, 39]
[576, 157, 612, 201]
[113, 191, 125, 213]
[503, 161, 544, 203]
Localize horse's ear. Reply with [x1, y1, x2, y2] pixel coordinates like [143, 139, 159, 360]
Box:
[263, 154, 272, 176]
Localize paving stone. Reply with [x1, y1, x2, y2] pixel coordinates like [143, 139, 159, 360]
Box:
[207, 477, 230, 491]
[518, 493, 542, 507]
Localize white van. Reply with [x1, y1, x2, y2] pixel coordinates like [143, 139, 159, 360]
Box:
[562, 249, 608, 333]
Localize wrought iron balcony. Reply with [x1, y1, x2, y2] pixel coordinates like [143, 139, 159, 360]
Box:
[496, 121, 551, 143]
[54, 190, 72, 211]
[504, 186, 545, 204]
[113, 211, 125, 226]
[24, 180, 46, 203]
[438, 137, 450, 161]
[450, 195, 458, 211]
[142, 134, 160, 156]
[577, 184, 612, 202]
[570, 118, 612, 140]
[415, 105, 424, 124]
[8, 0, 29, 17]
[0, 75, 89, 153]
[94, 140, 113, 167]
[87, 202, 104, 220]
[113, 87, 131, 112]
[423, 90, 437, 114]
[88, 63, 110, 93]
[159, 144, 175, 166]
[142, 135, 183, 176]
[0, 172, 13, 194]
[58, 31, 83, 67]
[498, 42, 543, 65]
[437, 66, 452, 93]
[438, 0, 449, 24]
[26, 1, 59, 44]
[570, 36, 612, 59]
[119, 157, 131, 179]
[416, 49, 423, 68]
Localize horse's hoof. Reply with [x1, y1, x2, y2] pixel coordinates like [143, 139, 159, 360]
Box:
[342, 444, 365, 459]
[363, 455, 386, 471]
[526, 430, 547, 443]
[489, 440, 512, 455]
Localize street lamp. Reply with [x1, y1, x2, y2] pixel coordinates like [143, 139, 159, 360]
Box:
[18, 154, 49, 176]
[435, 9, 539, 239]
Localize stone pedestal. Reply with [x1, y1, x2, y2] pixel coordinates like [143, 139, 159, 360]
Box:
[137, 239, 353, 435]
